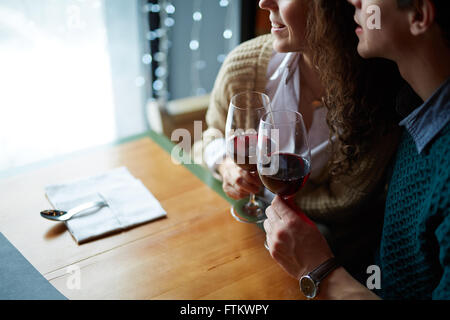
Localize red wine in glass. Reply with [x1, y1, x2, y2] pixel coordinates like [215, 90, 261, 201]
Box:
[260, 152, 310, 199]
[231, 134, 258, 172]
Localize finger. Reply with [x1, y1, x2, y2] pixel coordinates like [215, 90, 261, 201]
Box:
[231, 180, 256, 196]
[272, 196, 316, 228]
[221, 169, 236, 187]
[266, 204, 283, 223]
[264, 206, 274, 223]
[263, 218, 272, 235]
[231, 190, 248, 200]
[223, 183, 248, 200]
[265, 206, 277, 224]
[227, 164, 255, 183]
[228, 191, 248, 200]
[234, 176, 260, 194]
[223, 163, 261, 192]
[265, 232, 273, 252]
[242, 170, 262, 188]
[228, 169, 260, 194]
[223, 188, 241, 200]
[271, 196, 298, 222]
[222, 171, 251, 197]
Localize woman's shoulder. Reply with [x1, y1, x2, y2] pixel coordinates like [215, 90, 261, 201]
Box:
[222, 34, 274, 70]
[217, 34, 274, 92]
[233, 33, 274, 53]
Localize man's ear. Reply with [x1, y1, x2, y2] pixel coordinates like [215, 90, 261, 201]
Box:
[408, 0, 436, 36]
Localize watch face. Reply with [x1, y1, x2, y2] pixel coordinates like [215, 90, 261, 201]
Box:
[300, 276, 317, 299]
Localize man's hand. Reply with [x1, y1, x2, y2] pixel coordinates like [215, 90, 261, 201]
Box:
[264, 196, 334, 279]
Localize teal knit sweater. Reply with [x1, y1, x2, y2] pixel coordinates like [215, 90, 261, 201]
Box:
[380, 123, 450, 299]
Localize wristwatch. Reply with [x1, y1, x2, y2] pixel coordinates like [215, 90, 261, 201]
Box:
[299, 257, 340, 299]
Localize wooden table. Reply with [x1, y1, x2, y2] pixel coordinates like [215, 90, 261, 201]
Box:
[0, 131, 302, 299]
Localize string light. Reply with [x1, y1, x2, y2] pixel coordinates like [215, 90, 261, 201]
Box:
[165, 4, 175, 14]
[164, 17, 175, 27]
[142, 3, 152, 12]
[190, 0, 203, 96]
[154, 51, 166, 62]
[189, 40, 199, 51]
[143, 1, 237, 100]
[218, 0, 234, 66]
[219, 0, 229, 7]
[142, 54, 152, 65]
[146, 30, 157, 41]
[155, 66, 166, 77]
[155, 28, 165, 38]
[217, 54, 226, 63]
[153, 79, 164, 91]
[151, 4, 160, 13]
[143, 0, 175, 101]
[193, 11, 202, 21]
[223, 29, 232, 39]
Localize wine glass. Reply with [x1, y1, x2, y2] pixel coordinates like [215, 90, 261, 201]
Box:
[225, 91, 270, 224]
[257, 110, 313, 248]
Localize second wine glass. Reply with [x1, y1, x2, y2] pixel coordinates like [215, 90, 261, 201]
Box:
[225, 91, 270, 224]
[257, 110, 313, 249]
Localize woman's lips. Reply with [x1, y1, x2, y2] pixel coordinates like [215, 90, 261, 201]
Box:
[354, 16, 363, 34]
[271, 22, 286, 33]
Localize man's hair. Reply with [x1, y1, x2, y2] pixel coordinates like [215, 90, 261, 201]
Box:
[397, 0, 450, 44]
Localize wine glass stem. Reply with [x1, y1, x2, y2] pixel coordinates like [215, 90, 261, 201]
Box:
[248, 193, 257, 206]
[284, 196, 297, 211]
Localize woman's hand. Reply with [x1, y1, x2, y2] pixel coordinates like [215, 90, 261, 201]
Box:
[218, 157, 262, 200]
[264, 196, 334, 279]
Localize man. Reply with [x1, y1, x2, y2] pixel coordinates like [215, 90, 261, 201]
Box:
[264, 0, 450, 299]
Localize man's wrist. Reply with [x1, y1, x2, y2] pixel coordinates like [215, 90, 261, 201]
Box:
[315, 266, 380, 300]
[299, 257, 340, 299]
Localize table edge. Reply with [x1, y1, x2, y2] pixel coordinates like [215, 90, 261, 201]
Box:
[0, 130, 236, 206]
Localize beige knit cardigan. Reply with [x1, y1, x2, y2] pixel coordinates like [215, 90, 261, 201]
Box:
[197, 34, 399, 229]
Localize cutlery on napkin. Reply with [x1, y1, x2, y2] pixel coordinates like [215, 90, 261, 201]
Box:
[45, 167, 166, 243]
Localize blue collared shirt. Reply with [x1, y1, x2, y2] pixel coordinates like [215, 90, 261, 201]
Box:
[399, 77, 450, 154]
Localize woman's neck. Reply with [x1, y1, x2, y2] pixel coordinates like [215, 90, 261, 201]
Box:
[297, 51, 326, 132]
[299, 52, 325, 100]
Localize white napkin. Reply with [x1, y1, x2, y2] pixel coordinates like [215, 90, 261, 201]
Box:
[45, 167, 166, 243]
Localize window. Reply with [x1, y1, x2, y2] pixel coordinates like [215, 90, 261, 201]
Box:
[0, 0, 149, 173]
[0, 0, 252, 174]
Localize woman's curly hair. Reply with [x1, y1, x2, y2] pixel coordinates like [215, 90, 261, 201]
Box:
[305, 0, 410, 176]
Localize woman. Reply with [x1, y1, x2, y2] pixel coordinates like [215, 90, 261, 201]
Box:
[195, 0, 404, 279]
[264, 0, 450, 299]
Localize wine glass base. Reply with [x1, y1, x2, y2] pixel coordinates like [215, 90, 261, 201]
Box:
[230, 196, 268, 224]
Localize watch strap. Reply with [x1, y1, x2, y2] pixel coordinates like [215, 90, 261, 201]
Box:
[309, 257, 340, 283]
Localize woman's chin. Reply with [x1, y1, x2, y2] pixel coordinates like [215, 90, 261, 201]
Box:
[272, 40, 300, 54]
